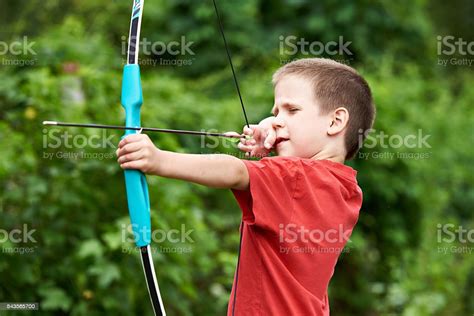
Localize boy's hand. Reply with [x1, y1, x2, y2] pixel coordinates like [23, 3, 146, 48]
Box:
[116, 134, 160, 174]
[238, 117, 276, 158]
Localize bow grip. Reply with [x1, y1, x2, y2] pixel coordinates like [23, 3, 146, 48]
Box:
[121, 64, 151, 247]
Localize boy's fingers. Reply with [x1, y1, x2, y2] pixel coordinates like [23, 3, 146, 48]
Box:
[117, 149, 145, 164]
[119, 133, 147, 147]
[238, 143, 253, 152]
[243, 138, 255, 146]
[117, 142, 142, 156]
[238, 143, 252, 152]
[117, 142, 150, 160]
[243, 125, 257, 135]
[120, 159, 145, 170]
[264, 128, 276, 149]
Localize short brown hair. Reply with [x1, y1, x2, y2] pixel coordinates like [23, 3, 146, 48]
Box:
[272, 58, 375, 160]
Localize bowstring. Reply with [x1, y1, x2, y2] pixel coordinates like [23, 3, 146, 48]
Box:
[212, 0, 250, 129]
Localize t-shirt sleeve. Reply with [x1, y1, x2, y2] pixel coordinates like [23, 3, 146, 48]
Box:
[232, 157, 300, 231]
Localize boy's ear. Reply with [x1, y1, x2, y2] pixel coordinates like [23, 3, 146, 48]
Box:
[327, 107, 349, 136]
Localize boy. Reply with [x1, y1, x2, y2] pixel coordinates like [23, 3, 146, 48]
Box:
[116, 58, 375, 315]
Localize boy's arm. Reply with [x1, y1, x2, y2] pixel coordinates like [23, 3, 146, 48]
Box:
[116, 134, 249, 190]
[155, 151, 249, 190]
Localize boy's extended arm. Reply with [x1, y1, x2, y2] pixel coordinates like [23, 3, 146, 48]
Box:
[153, 150, 249, 190]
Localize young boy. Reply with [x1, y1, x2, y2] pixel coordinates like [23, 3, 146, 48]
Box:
[116, 58, 375, 315]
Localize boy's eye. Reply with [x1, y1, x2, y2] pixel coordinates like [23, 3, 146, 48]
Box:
[289, 108, 299, 112]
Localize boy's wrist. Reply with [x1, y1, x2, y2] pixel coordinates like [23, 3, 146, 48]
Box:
[151, 148, 167, 176]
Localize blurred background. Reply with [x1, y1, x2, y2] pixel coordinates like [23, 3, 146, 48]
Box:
[0, 0, 473, 315]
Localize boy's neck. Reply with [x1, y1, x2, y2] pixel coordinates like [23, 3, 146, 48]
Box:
[310, 152, 346, 164]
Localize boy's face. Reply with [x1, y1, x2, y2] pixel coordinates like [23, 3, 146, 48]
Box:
[272, 75, 331, 158]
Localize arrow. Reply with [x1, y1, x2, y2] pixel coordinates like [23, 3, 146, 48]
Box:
[42, 121, 245, 139]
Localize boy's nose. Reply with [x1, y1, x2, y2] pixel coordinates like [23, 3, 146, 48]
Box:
[272, 116, 285, 128]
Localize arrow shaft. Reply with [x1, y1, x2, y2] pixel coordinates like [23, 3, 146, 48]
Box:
[43, 121, 243, 138]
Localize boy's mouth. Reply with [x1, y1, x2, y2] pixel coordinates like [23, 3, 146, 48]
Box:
[275, 137, 289, 147]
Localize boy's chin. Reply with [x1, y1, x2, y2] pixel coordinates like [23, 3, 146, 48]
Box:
[275, 148, 293, 157]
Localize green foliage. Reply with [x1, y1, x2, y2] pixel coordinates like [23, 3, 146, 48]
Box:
[0, 0, 472, 315]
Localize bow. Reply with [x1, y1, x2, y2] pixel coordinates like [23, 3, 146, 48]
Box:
[121, 0, 166, 315]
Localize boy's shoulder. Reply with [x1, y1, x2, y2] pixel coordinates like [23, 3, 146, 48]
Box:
[245, 156, 357, 182]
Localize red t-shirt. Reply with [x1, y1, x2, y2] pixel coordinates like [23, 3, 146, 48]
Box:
[228, 157, 362, 316]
